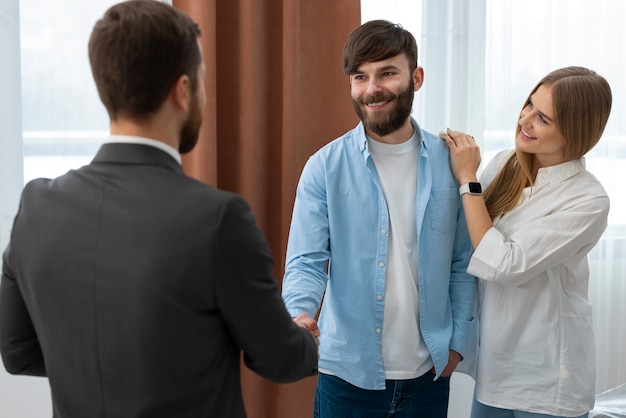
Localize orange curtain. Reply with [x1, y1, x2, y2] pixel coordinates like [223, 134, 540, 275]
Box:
[173, 1, 360, 417]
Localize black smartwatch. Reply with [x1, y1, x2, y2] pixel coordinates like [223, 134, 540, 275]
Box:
[459, 182, 482, 196]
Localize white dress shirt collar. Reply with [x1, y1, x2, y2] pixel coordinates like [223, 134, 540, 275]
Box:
[107, 135, 182, 165]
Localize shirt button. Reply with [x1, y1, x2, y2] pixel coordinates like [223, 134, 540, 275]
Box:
[377, 294, 383, 301]
[379, 261, 385, 268]
[375, 328, 381, 334]
[381, 228, 387, 235]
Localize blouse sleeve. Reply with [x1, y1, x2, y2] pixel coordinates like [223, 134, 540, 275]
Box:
[468, 192, 609, 286]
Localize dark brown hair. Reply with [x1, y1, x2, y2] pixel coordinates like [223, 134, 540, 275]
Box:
[342, 20, 418, 76]
[484, 66, 612, 219]
[88, 0, 202, 121]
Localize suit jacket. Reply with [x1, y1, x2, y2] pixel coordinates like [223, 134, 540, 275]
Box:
[0, 143, 318, 418]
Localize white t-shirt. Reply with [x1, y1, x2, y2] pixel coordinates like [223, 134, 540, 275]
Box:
[368, 132, 433, 380]
[470, 150, 609, 416]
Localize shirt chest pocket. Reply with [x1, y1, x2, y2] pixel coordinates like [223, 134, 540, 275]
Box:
[427, 188, 458, 234]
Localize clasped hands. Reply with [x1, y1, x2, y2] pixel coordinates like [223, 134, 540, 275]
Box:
[293, 313, 320, 349]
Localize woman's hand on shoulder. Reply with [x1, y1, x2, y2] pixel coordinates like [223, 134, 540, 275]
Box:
[439, 128, 482, 184]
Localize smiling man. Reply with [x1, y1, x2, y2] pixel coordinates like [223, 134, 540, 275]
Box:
[282, 20, 477, 418]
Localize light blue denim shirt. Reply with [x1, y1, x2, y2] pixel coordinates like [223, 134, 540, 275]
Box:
[282, 119, 477, 390]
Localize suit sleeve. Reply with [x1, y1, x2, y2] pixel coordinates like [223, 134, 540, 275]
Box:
[0, 243, 46, 376]
[214, 195, 318, 383]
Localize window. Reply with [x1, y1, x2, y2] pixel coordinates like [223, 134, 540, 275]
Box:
[19, 0, 172, 183]
[20, 0, 116, 183]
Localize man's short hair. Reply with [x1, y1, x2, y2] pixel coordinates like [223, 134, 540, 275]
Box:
[88, 0, 202, 121]
[342, 20, 418, 76]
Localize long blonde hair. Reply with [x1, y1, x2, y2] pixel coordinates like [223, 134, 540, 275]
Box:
[484, 66, 612, 219]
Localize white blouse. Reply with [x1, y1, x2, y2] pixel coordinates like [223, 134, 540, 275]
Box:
[469, 150, 610, 416]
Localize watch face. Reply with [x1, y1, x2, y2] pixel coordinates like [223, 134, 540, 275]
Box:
[469, 182, 482, 193]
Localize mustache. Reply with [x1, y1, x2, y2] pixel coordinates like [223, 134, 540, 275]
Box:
[358, 93, 396, 105]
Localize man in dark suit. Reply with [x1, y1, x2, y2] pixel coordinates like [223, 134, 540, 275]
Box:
[0, 1, 318, 417]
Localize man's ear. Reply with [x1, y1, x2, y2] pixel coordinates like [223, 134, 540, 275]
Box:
[413, 66, 424, 92]
[172, 74, 191, 112]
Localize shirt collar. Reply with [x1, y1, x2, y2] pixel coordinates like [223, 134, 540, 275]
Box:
[357, 117, 424, 153]
[535, 157, 586, 186]
[107, 135, 182, 165]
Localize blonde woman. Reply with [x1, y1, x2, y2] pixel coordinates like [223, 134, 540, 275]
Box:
[441, 66, 612, 418]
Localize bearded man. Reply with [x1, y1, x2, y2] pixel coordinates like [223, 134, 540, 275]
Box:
[281, 19, 477, 418]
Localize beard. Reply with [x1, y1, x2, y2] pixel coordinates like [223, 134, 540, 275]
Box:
[178, 90, 203, 154]
[352, 77, 415, 137]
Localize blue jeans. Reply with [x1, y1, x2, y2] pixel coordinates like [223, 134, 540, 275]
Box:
[471, 398, 589, 418]
[314, 372, 450, 418]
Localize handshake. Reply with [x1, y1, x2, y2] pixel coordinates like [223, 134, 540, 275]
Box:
[293, 313, 320, 348]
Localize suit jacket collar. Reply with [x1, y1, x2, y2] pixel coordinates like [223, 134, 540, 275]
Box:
[92, 143, 184, 174]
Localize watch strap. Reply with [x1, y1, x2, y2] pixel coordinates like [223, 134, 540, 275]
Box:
[459, 182, 482, 196]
